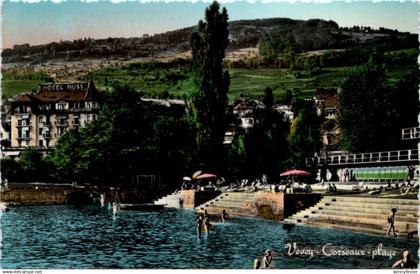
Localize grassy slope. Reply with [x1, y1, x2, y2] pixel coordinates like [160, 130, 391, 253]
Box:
[2, 49, 418, 101]
[89, 64, 416, 102]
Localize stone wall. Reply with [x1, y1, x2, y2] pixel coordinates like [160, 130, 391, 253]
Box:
[254, 192, 322, 221]
[2, 184, 167, 206]
[2, 185, 73, 205]
[284, 193, 322, 218]
[181, 190, 221, 209]
[255, 192, 284, 220]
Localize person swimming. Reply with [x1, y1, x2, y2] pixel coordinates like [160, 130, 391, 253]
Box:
[393, 249, 418, 269]
[196, 215, 203, 236]
[261, 249, 273, 269]
[221, 209, 229, 222]
[253, 258, 261, 269]
[203, 214, 210, 234]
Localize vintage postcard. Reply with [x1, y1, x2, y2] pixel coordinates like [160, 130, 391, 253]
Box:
[0, 0, 419, 271]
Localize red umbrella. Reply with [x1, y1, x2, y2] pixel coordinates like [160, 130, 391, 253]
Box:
[196, 173, 217, 180]
[280, 169, 311, 177]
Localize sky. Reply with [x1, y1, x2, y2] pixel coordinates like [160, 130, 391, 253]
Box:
[2, 1, 419, 49]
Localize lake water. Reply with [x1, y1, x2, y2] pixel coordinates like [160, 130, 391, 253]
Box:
[1, 205, 418, 269]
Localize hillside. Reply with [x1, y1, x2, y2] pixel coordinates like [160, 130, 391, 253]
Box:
[2, 18, 416, 64]
[1, 17, 418, 101]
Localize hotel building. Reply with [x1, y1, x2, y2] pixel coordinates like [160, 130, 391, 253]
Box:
[9, 80, 100, 148]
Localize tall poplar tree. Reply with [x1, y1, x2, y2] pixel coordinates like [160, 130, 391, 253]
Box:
[190, 1, 230, 172]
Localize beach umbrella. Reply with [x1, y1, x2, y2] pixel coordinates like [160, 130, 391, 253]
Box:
[196, 173, 217, 180]
[280, 169, 311, 177]
[192, 171, 202, 179]
[183, 176, 192, 181]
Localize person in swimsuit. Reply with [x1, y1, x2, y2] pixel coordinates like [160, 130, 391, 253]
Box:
[393, 249, 418, 269]
[203, 214, 210, 234]
[387, 208, 397, 237]
[261, 249, 273, 269]
[196, 215, 203, 236]
[221, 209, 229, 222]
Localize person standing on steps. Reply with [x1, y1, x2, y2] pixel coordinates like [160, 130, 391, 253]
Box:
[387, 208, 398, 237]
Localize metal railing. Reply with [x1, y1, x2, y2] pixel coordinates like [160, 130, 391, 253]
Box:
[16, 136, 31, 140]
[306, 149, 419, 166]
[402, 127, 420, 140]
[55, 121, 68, 127]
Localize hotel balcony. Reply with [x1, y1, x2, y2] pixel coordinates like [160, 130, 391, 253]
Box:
[15, 112, 30, 116]
[16, 136, 31, 140]
[55, 121, 68, 127]
[16, 123, 32, 128]
[39, 122, 52, 128]
[42, 133, 52, 139]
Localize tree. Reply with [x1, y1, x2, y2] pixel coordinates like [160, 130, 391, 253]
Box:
[339, 60, 416, 152]
[262, 87, 274, 108]
[190, 1, 230, 172]
[283, 90, 293, 105]
[226, 88, 289, 182]
[47, 85, 196, 186]
[47, 129, 85, 183]
[288, 107, 321, 168]
[1, 157, 22, 181]
[19, 147, 47, 181]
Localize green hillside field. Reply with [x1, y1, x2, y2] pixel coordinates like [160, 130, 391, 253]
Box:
[2, 50, 418, 102]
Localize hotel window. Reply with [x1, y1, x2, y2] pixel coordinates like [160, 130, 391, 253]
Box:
[39, 116, 44, 123]
[57, 115, 67, 125]
[39, 140, 44, 147]
[57, 127, 66, 136]
[73, 115, 80, 125]
[39, 128, 43, 135]
[22, 129, 30, 139]
[57, 103, 66, 110]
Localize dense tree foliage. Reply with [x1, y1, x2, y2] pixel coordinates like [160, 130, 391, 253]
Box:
[46, 85, 196, 185]
[339, 60, 418, 152]
[1, 148, 47, 182]
[227, 88, 290, 181]
[288, 106, 321, 168]
[190, 1, 230, 172]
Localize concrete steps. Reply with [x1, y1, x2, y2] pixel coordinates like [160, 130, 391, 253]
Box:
[195, 192, 257, 217]
[284, 196, 419, 239]
[154, 191, 182, 208]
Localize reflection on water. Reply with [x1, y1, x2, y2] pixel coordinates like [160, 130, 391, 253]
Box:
[1, 205, 418, 269]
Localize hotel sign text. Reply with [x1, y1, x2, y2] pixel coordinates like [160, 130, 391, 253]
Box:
[40, 83, 87, 92]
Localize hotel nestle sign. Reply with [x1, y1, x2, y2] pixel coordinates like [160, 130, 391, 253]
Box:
[40, 83, 87, 92]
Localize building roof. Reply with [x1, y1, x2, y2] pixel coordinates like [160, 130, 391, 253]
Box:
[314, 88, 338, 100]
[323, 96, 340, 109]
[13, 80, 99, 104]
[233, 100, 264, 111]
